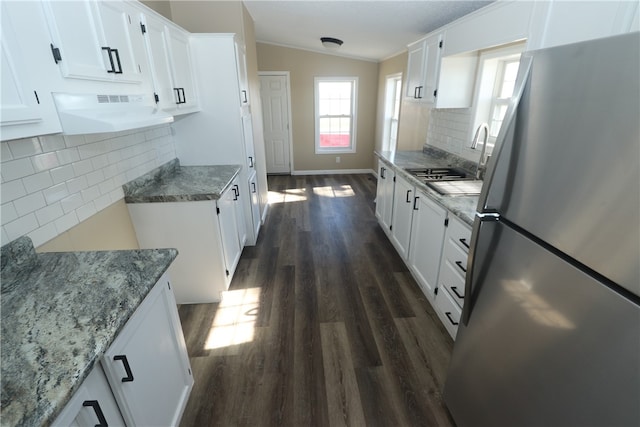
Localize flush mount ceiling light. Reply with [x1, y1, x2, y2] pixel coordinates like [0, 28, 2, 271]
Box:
[321, 37, 343, 50]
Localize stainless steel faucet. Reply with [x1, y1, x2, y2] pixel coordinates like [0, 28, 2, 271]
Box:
[471, 123, 489, 179]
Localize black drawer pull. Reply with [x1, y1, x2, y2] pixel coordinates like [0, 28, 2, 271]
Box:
[83, 400, 108, 426]
[112, 48, 122, 74]
[252, 182, 257, 193]
[248, 156, 254, 168]
[113, 355, 134, 382]
[459, 238, 470, 249]
[380, 167, 386, 179]
[445, 312, 459, 326]
[455, 260, 467, 273]
[406, 189, 412, 203]
[451, 286, 465, 299]
[102, 47, 116, 73]
[413, 196, 419, 210]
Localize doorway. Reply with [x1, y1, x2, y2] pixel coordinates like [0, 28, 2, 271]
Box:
[259, 72, 293, 174]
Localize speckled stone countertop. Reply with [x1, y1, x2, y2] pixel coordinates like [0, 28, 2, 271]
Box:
[123, 158, 241, 203]
[0, 237, 178, 427]
[375, 148, 480, 226]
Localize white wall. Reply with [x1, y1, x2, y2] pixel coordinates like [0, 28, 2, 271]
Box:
[1, 125, 175, 247]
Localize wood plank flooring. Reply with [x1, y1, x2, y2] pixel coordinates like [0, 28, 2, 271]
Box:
[178, 174, 455, 427]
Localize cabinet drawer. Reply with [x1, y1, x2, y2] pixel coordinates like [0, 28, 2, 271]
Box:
[435, 286, 462, 339]
[439, 258, 466, 309]
[447, 215, 472, 254]
[443, 236, 469, 277]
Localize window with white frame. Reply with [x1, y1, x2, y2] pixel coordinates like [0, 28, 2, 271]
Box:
[470, 42, 525, 153]
[382, 73, 402, 152]
[315, 77, 358, 154]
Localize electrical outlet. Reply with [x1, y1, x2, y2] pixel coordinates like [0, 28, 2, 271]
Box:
[336, 156, 341, 163]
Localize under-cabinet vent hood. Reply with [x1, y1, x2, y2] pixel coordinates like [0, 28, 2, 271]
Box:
[52, 93, 173, 135]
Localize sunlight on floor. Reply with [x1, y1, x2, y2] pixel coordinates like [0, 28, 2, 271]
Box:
[204, 287, 261, 350]
[313, 185, 355, 198]
[268, 188, 307, 204]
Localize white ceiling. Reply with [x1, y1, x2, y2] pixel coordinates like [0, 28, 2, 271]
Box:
[243, 1, 494, 62]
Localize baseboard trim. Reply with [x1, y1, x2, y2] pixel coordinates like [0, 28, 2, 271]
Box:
[291, 168, 375, 176]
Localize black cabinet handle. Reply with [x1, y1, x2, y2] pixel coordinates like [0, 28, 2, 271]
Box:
[180, 88, 186, 104]
[455, 260, 467, 273]
[241, 90, 248, 103]
[413, 196, 419, 210]
[445, 312, 459, 326]
[380, 167, 386, 179]
[102, 47, 116, 73]
[451, 286, 465, 299]
[113, 355, 134, 382]
[112, 48, 122, 74]
[416, 86, 423, 99]
[405, 189, 412, 203]
[174, 88, 181, 104]
[83, 400, 108, 427]
[459, 238, 470, 249]
[248, 156, 254, 168]
[251, 182, 257, 193]
[233, 184, 239, 201]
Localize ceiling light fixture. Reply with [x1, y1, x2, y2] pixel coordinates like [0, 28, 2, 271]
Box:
[321, 37, 343, 50]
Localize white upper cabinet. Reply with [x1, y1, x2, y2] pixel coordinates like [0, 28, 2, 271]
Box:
[141, 13, 198, 114]
[405, 40, 426, 100]
[1, 1, 62, 141]
[537, 1, 639, 49]
[235, 43, 250, 108]
[42, 0, 147, 85]
[404, 33, 443, 104]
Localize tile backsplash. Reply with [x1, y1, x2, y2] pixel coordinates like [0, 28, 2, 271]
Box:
[425, 108, 483, 162]
[1, 125, 175, 247]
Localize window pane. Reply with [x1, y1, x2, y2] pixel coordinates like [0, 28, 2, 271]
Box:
[319, 117, 351, 148]
[499, 60, 520, 98]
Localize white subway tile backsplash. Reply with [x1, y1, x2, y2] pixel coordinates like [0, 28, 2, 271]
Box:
[1, 143, 13, 162]
[43, 182, 69, 205]
[31, 152, 60, 172]
[8, 137, 42, 159]
[1, 227, 9, 246]
[14, 192, 46, 216]
[56, 148, 81, 165]
[54, 211, 79, 234]
[40, 135, 66, 153]
[5, 213, 39, 241]
[1, 157, 35, 181]
[60, 193, 83, 214]
[50, 164, 75, 184]
[1, 202, 18, 223]
[35, 202, 63, 225]
[23, 171, 53, 193]
[28, 222, 58, 247]
[1, 124, 175, 246]
[76, 202, 97, 223]
[72, 159, 93, 176]
[2, 180, 27, 202]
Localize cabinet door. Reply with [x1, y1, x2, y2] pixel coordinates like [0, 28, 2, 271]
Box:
[390, 174, 415, 260]
[405, 40, 425, 100]
[166, 28, 197, 110]
[54, 365, 126, 426]
[142, 15, 174, 108]
[375, 163, 394, 231]
[423, 34, 443, 105]
[96, 1, 146, 83]
[235, 43, 250, 106]
[408, 193, 447, 302]
[248, 172, 261, 239]
[233, 179, 248, 248]
[102, 276, 193, 427]
[242, 114, 256, 171]
[218, 186, 243, 281]
[0, 1, 62, 141]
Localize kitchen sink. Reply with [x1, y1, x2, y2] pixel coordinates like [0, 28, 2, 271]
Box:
[404, 167, 473, 182]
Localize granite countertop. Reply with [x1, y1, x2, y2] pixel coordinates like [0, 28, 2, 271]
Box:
[124, 158, 242, 203]
[0, 237, 178, 427]
[375, 149, 480, 226]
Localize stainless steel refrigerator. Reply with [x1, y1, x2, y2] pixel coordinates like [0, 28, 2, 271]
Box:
[443, 32, 640, 427]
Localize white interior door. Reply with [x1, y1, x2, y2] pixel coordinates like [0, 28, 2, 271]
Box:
[259, 74, 291, 174]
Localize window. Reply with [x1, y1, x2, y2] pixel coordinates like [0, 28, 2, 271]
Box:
[315, 77, 358, 154]
[382, 73, 402, 152]
[470, 42, 525, 153]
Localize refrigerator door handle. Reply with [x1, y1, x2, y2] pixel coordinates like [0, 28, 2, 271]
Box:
[476, 56, 533, 213]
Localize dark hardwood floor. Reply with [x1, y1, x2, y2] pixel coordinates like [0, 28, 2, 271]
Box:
[178, 174, 455, 427]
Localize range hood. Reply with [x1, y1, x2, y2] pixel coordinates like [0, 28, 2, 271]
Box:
[52, 93, 174, 135]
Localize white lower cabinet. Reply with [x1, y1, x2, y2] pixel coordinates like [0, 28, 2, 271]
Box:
[248, 171, 261, 239]
[375, 162, 395, 233]
[128, 182, 243, 304]
[434, 215, 472, 339]
[390, 173, 415, 260]
[407, 191, 447, 303]
[54, 274, 192, 426]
